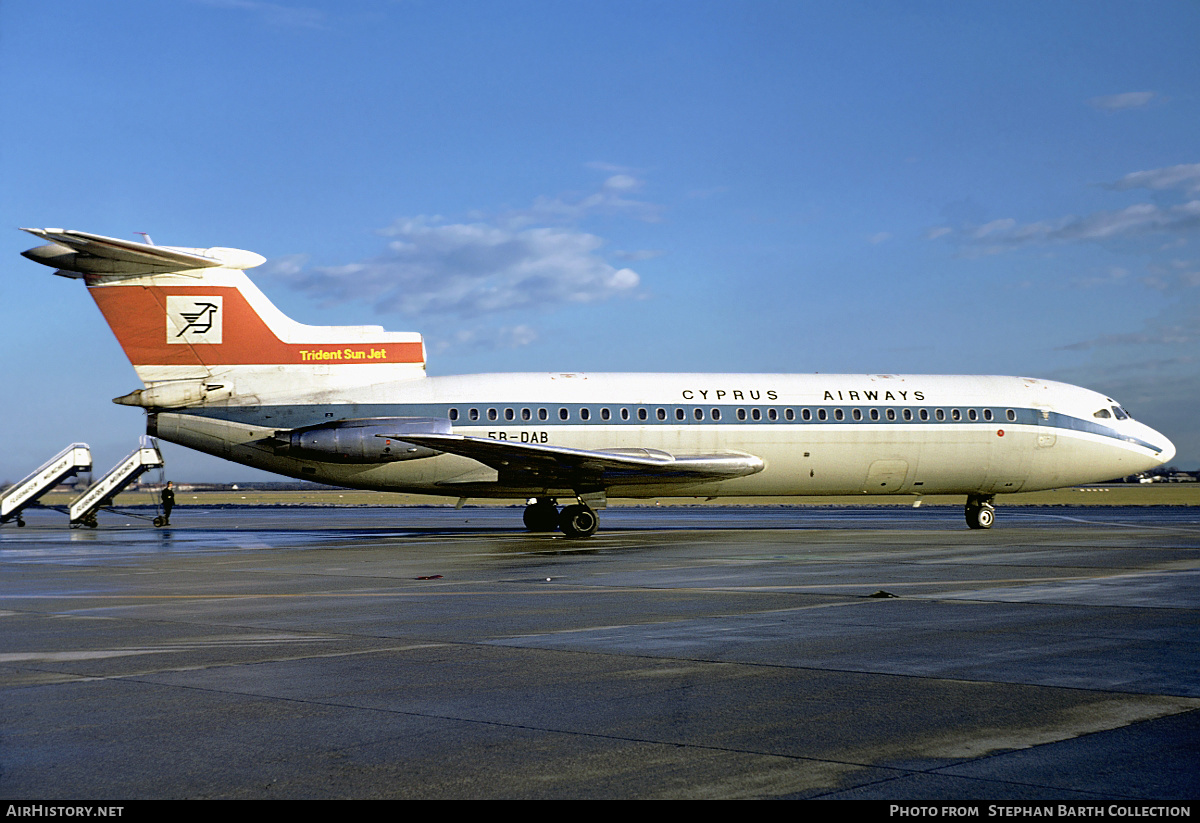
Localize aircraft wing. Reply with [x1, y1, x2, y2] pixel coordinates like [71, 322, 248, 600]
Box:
[387, 432, 764, 489]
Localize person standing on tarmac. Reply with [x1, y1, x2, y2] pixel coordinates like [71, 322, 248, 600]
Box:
[160, 481, 175, 525]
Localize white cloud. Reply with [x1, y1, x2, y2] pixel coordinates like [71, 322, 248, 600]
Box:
[614, 248, 665, 262]
[265, 175, 655, 352]
[430, 325, 539, 354]
[1106, 164, 1200, 195]
[284, 217, 642, 318]
[948, 200, 1200, 252]
[1142, 259, 1200, 292]
[257, 253, 307, 278]
[1087, 91, 1158, 112]
[504, 174, 662, 226]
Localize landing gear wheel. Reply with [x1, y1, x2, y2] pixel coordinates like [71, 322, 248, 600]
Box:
[153, 516, 166, 528]
[559, 504, 599, 538]
[523, 500, 559, 532]
[965, 502, 995, 530]
[85, 516, 98, 529]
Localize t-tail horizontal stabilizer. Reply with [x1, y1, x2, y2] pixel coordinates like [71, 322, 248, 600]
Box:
[20, 228, 265, 276]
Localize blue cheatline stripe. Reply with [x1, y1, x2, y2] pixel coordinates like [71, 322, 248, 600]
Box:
[187, 402, 1163, 454]
[1046, 412, 1163, 454]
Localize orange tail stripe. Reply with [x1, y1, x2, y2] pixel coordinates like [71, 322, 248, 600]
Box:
[89, 285, 424, 367]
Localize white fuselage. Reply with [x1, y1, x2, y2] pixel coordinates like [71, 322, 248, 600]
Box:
[150, 371, 1175, 499]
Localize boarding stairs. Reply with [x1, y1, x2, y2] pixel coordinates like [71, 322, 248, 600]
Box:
[1, 443, 93, 527]
[69, 436, 165, 528]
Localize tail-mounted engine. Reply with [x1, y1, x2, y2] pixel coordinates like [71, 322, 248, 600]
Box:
[272, 417, 450, 463]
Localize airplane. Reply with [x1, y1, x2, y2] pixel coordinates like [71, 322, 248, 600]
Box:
[20, 227, 1176, 537]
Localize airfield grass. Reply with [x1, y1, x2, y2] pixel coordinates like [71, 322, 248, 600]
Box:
[38, 484, 1200, 508]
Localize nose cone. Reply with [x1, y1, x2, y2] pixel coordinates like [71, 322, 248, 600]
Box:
[1136, 421, 1176, 467]
[1155, 431, 1177, 466]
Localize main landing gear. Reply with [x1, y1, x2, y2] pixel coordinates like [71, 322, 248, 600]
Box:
[965, 494, 995, 530]
[523, 497, 600, 538]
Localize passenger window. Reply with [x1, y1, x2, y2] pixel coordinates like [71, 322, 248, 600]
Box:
[488, 408, 498, 421]
[694, 408, 704, 421]
[505, 408, 514, 421]
[1006, 409, 1016, 422]
[967, 409, 977, 421]
[559, 408, 569, 420]
[785, 409, 794, 421]
[903, 409, 913, 421]
[657, 408, 667, 421]
[951, 409, 961, 421]
[983, 409, 993, 421]
[621, 408, 630, 421]
[869, 409, 879, 421]
[538, 408, 548, 421]
[580, 408, 590, 421]
[919, 409, 929, 421]
[802, 409, 812, 421]
[751, 409, 762, 421]
[638, 408, 648, 421]
[834, 409, 844, 421]
[818, 409, 827, 421]
[712, 408, 722, 421]
[469, 408, 479, 421]
[675, 408, 685, 421]
[935, 409, 945, 421]
[449, 408, 459, 421]
[886, 409, 896, 421]
[852, 409, 863, 421]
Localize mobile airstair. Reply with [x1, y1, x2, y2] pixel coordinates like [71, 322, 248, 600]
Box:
[69, 436, 165, 528]
[1, 443, 93, 527]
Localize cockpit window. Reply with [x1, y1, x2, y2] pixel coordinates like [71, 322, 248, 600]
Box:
[1112, 406, 1130, 420]
[1094, 408, 1111, 419]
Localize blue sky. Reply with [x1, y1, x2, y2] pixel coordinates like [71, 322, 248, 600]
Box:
[3, 0, 1198, 482]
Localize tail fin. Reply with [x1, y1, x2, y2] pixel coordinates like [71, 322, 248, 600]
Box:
[21, 229, 426, 408]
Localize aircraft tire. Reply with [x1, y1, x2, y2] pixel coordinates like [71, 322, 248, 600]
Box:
[559, 504, 599, 538]
[523, 502, 559, 532]
[153, 516, 165, 528]
[965, 503, 994, 530]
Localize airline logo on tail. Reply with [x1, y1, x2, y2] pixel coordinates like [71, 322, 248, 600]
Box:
[167, 296, 223, 344]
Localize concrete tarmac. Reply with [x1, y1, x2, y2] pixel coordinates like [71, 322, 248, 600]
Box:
[1, 504, 1197, 799]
